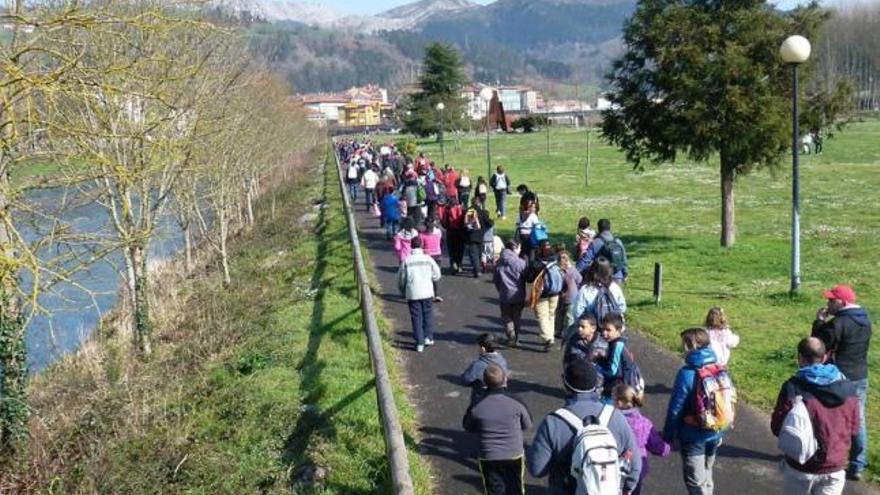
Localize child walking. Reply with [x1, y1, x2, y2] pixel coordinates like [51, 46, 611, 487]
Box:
[704, 307, 740, 366]
[575, 216, 596, 259]
[613, 384, 671, 495]
[562, 314, 608, 365]
[597, 312, 641, 399]
[420, 218, 444, 302]
[393, 217, 419, 264]
[461, 333, 509, 405]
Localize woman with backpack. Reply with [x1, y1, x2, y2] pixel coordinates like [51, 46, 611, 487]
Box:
[569, 258, 627, 338]
[463, 200, 491, 278]
[475, 176, 489, 209]
[662, 328, 732, 495]
[525, 240, 563, 351]
[515, 199, 540, 260]
[456, 169, 473, 207]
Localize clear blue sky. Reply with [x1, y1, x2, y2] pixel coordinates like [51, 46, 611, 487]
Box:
[321, 0, 858, 16]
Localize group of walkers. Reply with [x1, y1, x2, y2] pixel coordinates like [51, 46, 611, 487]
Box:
[335, 140, 872, 495]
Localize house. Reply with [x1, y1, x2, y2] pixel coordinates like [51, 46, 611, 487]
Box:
[461, 83, 543, 121]
[338, 101, 394, 127]
[300, 94, 349, 123]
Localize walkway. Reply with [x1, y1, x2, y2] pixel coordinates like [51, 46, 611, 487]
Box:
[350, 202, 876, 495]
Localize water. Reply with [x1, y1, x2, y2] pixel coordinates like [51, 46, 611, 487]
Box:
[19, 186, 184, 372]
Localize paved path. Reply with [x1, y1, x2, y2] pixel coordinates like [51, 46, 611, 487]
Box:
[350, 202, 876, 495]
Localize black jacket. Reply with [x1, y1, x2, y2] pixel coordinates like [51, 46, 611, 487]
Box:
[812, 307, 872, 381]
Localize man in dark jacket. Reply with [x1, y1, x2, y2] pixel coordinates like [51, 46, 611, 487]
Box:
[463, 363, 532, 495]
[811, 284, 872, 480]
[493, 240, 527, 345]
[575, 218, 628, 283]
[527, 358, 641, 495]
[464, 201, 492, 278]
[771, 337, 860, 494]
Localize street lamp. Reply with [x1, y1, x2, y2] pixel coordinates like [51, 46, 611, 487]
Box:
[436, 101, 446, 163]
[480, 87, 494, 178]
[780, 35, 811, 294]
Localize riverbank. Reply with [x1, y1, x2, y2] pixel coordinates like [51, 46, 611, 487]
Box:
[1, 149, 430, 493]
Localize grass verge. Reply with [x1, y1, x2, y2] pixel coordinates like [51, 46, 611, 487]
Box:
[414, 118, 879, 481]
[2, 149, 430, 493]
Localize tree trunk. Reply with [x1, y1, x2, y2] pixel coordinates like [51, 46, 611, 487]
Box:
[245, 186, 255, 227]
[720, 153, 737, 247]
[219, 210, 231, 287]
[129, 244, 152, 356]
[184, 223, 193, 273]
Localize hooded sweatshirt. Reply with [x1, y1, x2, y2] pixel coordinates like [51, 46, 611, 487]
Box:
[812, 306, 872, 381]
[662, 347, 727, 445]
[493, 249, 527, 304]
[771, 363, 860, 474]
[461, 352, 509, 404]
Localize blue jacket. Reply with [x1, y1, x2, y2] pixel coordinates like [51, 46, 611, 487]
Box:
[662, 347, 727, 445]
[380, 194, 401, 222]
[462, 352, 509, 404]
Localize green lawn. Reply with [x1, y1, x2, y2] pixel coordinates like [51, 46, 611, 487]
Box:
[415, 118, 880, 480]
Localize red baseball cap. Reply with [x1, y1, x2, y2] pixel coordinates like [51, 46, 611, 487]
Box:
[822, 284, 856, 304]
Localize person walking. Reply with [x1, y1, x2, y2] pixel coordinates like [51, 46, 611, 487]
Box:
[443, 165, 459, 205]
[771, 337, 861, 495]
[811, 284, 872, 480]
[614, 384, 671, 495]
[569, 257, 626, 330]
[515, 199, 540, 260]
[345, 160, 361, 201]
[576, 218, 628, 283]
[443, 198, 466, 274]
[362, 165, 379, 211]
[457, 168, 473, 207]
[397, 236, 441, 353]
[463, 363, 532, 495]
[562, 314, 606, 366]
[662, 328, 732, 495]
[526, 358, 642, 495]
[420, 218, 444, 302]
[490, 165, 511, 219]
[526, 240, 563, 350]
[380, 192, 402, 240]
[554, 248, 582, 340]
[493, 240, 527, 345]
[461, 333, 509, 405]
[393, 217, 419, 264]
[464, 201, 491, 278]
[475, 176, 490, 209]
[703, 307, 740, 366]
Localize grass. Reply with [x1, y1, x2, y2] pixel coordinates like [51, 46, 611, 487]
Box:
[3, 150, 430, 493]
[415, 118, 880, 480]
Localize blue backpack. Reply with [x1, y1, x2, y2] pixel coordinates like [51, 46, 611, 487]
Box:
[530, 223, 549, 247]
[542, 261, 564, 296]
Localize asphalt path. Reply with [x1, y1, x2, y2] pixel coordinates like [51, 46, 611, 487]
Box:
[350, 199, 877, 495]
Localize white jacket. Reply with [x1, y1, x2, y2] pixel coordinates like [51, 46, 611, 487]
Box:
[398, 249, 441, 301]
[362, 169, 379, 189]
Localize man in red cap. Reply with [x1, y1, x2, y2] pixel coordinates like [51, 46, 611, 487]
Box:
[812, 283, 872, 481]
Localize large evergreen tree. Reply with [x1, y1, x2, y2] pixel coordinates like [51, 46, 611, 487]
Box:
[602, 0, 849, 246]
[403, 42, 468, 137]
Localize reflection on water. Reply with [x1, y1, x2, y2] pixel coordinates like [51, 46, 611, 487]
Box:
[21, 187, 183, 372]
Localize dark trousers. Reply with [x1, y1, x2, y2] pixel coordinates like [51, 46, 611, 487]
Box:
[364, 188, 375, 210]
[407, 298, 434, 345]
[500, 302, 524, 339]
[426, 200, 437, 220]
[447, 231, 465, 269]
[479, 457, 524, 495]
[466, 242, 482, 275]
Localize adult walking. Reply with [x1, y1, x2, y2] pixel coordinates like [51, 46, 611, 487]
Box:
[662, 328, 731, 495]
[345, 159, 361, 201]
[397, 236, 441, 353]
[362, 164, 379, 211]
[576, 218, 628, 284]
[527, 358, 642, 495]
[771, 337, 861, 495]
[443, 165, 459, 206]
[464, 201, 492, 278]
[463, 363, 532, 495]
[515, 198, 540, 260]
[490, 165, 511, 219]
[526, 240, 563, 350]
[811, 284, 872, 480]
[493, 240, 527, 345]
[457, 168, 473, 207]
[569, 258, 626, 335]
[443, 199, 466, 274]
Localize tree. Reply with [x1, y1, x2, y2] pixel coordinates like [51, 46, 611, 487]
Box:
[402, 42, 468, 137]
[602, 0, 850, 246]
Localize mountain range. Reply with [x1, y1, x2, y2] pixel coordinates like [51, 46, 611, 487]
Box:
[247, 0, 638, 96]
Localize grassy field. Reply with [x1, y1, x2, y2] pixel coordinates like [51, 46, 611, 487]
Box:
[414, 118, 880, 480]
[8, 152, 430, 493]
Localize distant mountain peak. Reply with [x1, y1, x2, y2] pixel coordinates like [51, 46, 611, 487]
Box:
[378, 0, 479, 29]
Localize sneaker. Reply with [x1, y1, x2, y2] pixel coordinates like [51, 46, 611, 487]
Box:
[416, 344, 425, 353]
[847, 471, 863, 482]
[472, 273, 480, 279]
[542, 340, 554, 352]
[434, 296, 443, 302]
[424, 338, 435, 346]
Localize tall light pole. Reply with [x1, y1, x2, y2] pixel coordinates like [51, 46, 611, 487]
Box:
[480, 87, 494, 178]
[780, 35, 811, 294]
[436, 101, 446, 163]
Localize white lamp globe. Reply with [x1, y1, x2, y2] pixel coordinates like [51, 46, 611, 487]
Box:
[780, 35, 811, 64]
[479, 87, 495, 102]
[436, 102, 445, 111]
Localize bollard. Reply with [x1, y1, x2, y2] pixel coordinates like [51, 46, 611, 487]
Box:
[653, 262, 663, 305]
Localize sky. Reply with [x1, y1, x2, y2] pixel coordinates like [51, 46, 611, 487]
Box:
[318, 0, 868, 16]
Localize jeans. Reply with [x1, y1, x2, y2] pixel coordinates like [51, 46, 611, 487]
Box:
[447, 231, 465, 270]
[494, 190, 507, 217]
[384, 219, 399, 239]
[783, 463, 845, 495]
[479, 457, 525, 495]
[681, 440, 719, 495]
[850, 378, 869, 473]
[533, 295, 559, 344]
[408, 298, 434, 346]
[466, 242, 482, 276]
[364, 188, 375, 210]
[459, 191, 470, 208]
[499, 302, 524, 340]
[347, 181, 358, 200]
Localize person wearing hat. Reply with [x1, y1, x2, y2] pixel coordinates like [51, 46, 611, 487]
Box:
[526, 359, 642, 494]
[812, 283, 872, 481]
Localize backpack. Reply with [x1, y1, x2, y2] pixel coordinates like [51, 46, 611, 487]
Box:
[529, 223, 549, 247]
[435, 181, 448, 205]
[592, 285, 621, 326]
[554, 406, 623, 495]
[620, 348, 645, 396]
[542, 261, 564, 296]
[690, 363, 737, 432]
[347, 165, 359, 180]
[778, 395, 818, 465]
[416, 183, 426, 203]
[599, 237, 627, 273]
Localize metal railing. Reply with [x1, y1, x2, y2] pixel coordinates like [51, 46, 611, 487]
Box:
[330, 144, 415, 495]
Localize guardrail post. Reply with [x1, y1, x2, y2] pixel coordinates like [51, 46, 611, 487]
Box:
[653, 262, 663, 305]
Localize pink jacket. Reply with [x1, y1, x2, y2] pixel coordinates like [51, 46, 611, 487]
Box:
[420, 229, 443, 257]
[394, 229, 418, 263]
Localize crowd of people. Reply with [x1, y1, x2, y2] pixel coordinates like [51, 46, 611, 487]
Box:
[335, 140, 872, 495]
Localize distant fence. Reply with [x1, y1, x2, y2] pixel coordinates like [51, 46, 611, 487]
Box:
[330, 142, 415, 495]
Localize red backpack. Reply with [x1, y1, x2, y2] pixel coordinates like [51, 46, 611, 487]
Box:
[686, 363, 737, 432]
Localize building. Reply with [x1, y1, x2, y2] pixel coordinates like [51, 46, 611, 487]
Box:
[298, 84, 391, 126]
[338, 101, 394, 127]
[461, 83, 543, 121]
[300, 94, 349, 123]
